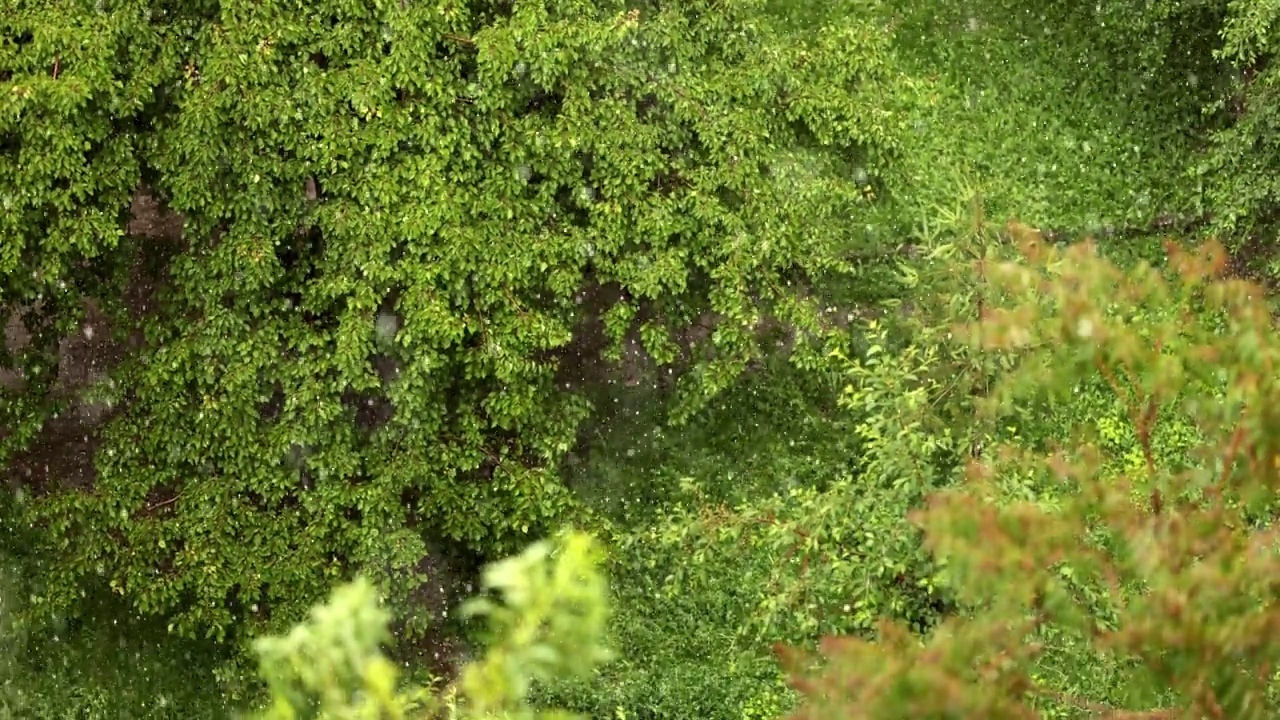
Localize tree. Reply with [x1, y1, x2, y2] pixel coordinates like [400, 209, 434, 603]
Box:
[783, 226, 1280, 719]
[2, 0, 904, 651]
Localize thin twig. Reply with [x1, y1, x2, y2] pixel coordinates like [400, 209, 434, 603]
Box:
[1220, 424, 1246, 487]
[145, 493, 183, 512]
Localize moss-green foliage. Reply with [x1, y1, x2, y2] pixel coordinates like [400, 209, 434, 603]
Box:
[881, 0, 1213, 235]
[532, 363, 857, 720]
[0, 562, 232, 719]
[4, 0, 903, 655]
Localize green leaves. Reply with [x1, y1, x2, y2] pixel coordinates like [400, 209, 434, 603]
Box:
[253, 530, 611, 720]
[1219, 0, 1280, 64]
[459, 530, 611, 715]
[789, 231, 1280, 719]
[7, 0, 900, 666]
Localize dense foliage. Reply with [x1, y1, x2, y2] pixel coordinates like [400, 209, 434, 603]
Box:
[8, 0, 1280, 717]
[784, 229, 1280, 719]
[2, 0, 894, 651]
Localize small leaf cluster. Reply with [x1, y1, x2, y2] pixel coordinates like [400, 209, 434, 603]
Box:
[254, 529, 610, 720]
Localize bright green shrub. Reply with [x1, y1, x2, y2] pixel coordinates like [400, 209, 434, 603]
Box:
[253, 529, 610, 720]
[3, 0, 907, 654]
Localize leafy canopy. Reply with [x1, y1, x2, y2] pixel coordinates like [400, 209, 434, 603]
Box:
[3, 0, 902, 650]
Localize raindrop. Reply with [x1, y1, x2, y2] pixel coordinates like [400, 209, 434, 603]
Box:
[375, 311, 399, 344]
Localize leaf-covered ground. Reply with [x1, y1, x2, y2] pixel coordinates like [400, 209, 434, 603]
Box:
[885, 0, 1207, 234]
